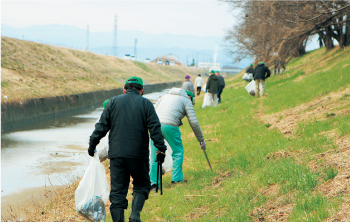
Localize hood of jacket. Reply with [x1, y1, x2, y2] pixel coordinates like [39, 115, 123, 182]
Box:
[256, 63, 265, 68]
[168, 88, 191, 100]
[210, 74, 219, 81]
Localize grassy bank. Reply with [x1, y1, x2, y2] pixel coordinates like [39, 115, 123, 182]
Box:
[3, 47, 349, 221]
[1, 36, 203, 103]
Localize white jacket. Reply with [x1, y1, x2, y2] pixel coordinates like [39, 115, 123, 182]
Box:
[195, 77, 204, 87]
[155, 88, 204, 142]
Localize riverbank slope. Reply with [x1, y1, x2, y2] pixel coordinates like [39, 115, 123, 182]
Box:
[1, 36, 203, 103]
[3, 47, 350, 221]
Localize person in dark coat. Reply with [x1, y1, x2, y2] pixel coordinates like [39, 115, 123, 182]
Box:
[216, 71, 225, 103]
[88, 76, 167, 222]
[253, 62, 271, 97]
[246, 64, 255, 82]
[206, 70, 220, 107]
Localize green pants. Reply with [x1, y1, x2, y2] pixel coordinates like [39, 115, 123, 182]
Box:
[150, 124, 184, 185]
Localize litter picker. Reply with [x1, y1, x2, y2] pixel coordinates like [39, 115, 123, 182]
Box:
[156, 160, 163, 195]
[203, 150, 213, 172]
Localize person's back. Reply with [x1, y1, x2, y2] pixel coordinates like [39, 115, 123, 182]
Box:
[217, 74, 225, 87]
[254, 63, 271, 80]
[206, 74, 220, 94]
[195, 76, 203, 87]
[155, 88, 202, 139]
[246, 66, 255, 74]
[182, 81, 195, 96]
[104, 90, 159, 158]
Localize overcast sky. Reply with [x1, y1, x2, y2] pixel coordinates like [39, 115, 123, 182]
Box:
[1, 0, 238, 37]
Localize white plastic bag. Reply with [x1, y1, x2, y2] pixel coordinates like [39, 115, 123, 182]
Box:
[96, 132, 109, 162]
[202, 93, 212, 108]
[201, 83, 207, 92]
[242, 73, 249, 80]
[162, 140, 173, 174]
[248, 73, 253, 80]
[75, 153, 110, 222]
[149, 140, 173, 174]
[245, 81, 262, 96]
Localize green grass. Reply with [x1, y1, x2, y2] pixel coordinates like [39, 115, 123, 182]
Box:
[103, 47, 350, 221]
[1, 81, 9, 87]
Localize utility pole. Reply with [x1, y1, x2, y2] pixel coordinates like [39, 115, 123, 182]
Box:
[196, 52, 198, 67]
[187, 55, 188, 66]
[134, 38, 137, 59]
[86, 24, 89, 51]
[113, 14, 118, 57]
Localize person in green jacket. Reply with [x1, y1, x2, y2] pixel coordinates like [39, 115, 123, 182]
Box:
[205, 70, 220, 107]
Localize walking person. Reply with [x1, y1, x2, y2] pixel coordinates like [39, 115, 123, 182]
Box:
[88, 76, 167, 222]
[149, 88, 206, 187]
[253, 62, 271, 97]
[246, 64, 255, 82]
[182, 75, 195, 100]
[216, 71, 225, 103]
[205, 70, 220, 107]
[194, 74, 204, 96]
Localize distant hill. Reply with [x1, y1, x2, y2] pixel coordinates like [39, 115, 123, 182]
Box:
[1, 24, 253, 68]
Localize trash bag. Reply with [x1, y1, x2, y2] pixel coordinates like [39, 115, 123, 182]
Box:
[245, 81, 262, 97]
[242, 73, 249, 80]
[95, 118, 109, 162]
[149, 140, 173, 174]
[96, 132, 109, 162]
[201, 83, 207, 92]
[248, 74, 253, 80]
[75, 153, 110, 222]
[202, 93, 213, 108]
[162, 140, 173, 174]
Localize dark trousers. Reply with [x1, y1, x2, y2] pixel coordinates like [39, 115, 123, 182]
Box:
[197, 87, 201, 95]
[217, 85, 224, 102]
[109, 157, 150, 210]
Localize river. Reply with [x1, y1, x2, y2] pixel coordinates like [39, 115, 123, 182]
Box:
[1, 89, 169, 198]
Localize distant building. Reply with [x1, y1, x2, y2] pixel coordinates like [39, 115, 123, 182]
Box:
[166, 53, 179, 61]
[145, 58, 151, 63]
[170, 61, 175, 66]
[198, 62, 221, 71]
[124, 54, 131, 60]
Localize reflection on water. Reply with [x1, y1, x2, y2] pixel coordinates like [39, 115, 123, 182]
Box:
[1, 90, 169, 197]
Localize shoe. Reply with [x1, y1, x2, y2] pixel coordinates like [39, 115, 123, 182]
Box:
[110, 207, 125, 222]
[129, 193, 147, 222]
[150, 184, 157, 192]
[171, 179, 187, 184]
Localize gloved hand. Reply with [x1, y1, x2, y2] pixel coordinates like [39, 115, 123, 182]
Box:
[88, 145, 96, 157]
[200, 142, 206, 150]
[155, 150, 165, 164]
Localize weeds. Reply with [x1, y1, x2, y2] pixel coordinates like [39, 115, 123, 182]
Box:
[324, 166, 338, 181]
[1, 81, 9, 87]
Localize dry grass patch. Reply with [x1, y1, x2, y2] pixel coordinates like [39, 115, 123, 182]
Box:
[259, 87, 350, 137]
[212, 171, 232, 188]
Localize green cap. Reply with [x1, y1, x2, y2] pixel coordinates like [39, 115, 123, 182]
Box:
[125, 76, 143, 86]
[103, 99, 110, 108]
[250, 64, 253, 66]
[185, 90, 194, 101]
[210, 70, 215, 74]
[260, 62, 265, 65]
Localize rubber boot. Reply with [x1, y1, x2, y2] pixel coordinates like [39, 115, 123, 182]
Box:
[129, 193, 147, 222]
[110, 207, 125, 222]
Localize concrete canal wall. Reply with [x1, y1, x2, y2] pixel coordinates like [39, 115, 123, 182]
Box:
[1, 81, 181, 130]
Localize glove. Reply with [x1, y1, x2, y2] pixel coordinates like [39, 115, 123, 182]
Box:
[200, 142, 206, 150]
[88, 145, 96, 157]
[155, 150, 165, 164]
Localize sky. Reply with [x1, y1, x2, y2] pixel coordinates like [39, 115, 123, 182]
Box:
[1, 0, 238, 37]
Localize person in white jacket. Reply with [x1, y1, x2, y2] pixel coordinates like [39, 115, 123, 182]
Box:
[194, 74, 204, 96]
[149, 88, 206, 188]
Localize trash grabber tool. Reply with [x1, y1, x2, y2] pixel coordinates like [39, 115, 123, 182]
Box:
[156, 161, 163, 195]
[203, 150, 213, 172]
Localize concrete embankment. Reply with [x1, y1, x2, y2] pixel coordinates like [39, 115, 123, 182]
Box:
[1, 81, 181, 130]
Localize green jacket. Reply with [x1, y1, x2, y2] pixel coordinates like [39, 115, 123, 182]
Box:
[206, 74, 220, 93]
